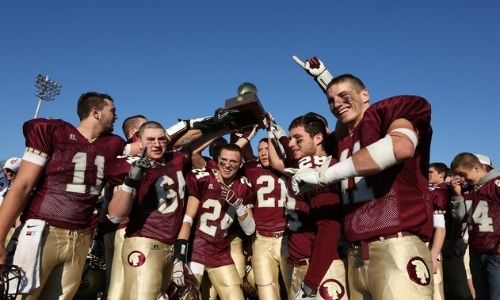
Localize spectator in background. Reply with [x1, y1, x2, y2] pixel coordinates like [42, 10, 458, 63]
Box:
[0, 157, 22, 247]
[450, 152, 499, 300]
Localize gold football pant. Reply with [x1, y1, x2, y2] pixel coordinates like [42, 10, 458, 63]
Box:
[193, 264, 244, 300]
[19, 226, 90, 300]
[121, 236, 173, 300]
[104, 227, 126, 300]
[347, 234, 433, 300]
[252, 232, 289, 299]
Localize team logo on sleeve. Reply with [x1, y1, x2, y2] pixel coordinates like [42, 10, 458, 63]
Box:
[406, 257, 430, 286]
[127, 251, 146, 267]
[319, 279, 345, 300]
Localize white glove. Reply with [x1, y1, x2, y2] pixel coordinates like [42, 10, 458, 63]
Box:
[235, 125, 258, 142]
[221, 186, 246, 216]
[290, 168, 324, 195]
[292, 282, 317, 299]
[262, 112, 274, 130]
[172, 258, 185, 286]
[292, 55, 333, 91]
[270, 123, 286, 140]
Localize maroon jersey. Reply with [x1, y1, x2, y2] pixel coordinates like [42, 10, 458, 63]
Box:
[21, 119, 125, 229]
[297, 155, 343, 289]
[242, 160, 287, 234]
[281, 153, 314, 261]
[187, 168, 255, 267]
[429, 182, 450, 212]
[335, 96, 433, 242]
[106, 152, 187, 244]
[463, 172, 500, 253]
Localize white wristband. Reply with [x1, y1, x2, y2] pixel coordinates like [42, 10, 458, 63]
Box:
[323, 157, 358, 183]
[165, 120, 188, 137]
[316, 69, 333, 91]
[433, 214, 445, 228]
[183, 215, 193, 225]
[121, 184, 136, 193]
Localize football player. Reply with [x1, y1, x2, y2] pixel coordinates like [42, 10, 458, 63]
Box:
[286, 113, 346, 300]
[450, 153, 500, 300]
[428, 162, 450, 300]
[105, 114, 147, 300]
[106, 121, 188, 299]
[242, 138, 289, 299]
[174, 143, 256, 300]
[267, 114, 347, 300]
[0, 92, 126, 299]
[293, 64, 434, 300]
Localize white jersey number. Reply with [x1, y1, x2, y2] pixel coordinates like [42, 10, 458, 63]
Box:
[156, 171, 185, 214]
[199, 199, 233, 237]
[467, 200, 494, 232]
[66, 152, 104, 195]
[256, 175, 286, 208]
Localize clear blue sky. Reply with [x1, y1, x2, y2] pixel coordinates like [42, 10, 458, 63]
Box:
[1, 1, 499, 167]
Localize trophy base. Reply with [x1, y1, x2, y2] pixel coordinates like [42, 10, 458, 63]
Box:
[223, 93, 266, 129]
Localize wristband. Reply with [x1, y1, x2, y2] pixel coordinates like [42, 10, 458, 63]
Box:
[236, 205, 247, 217]
[121, 183, 136, 193]
[173, 239, 189, 262]
[123, 176, 140, 189]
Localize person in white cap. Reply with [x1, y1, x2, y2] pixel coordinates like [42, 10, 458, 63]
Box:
[450, 152, 500, 300]
[0, 157, 22, 248]
[474, 153, 493, 170]
[0, 157, 21, 205]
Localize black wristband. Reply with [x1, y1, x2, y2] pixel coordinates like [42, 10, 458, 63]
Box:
[123, 176, 140, 189]
[173, 239, 189, 262]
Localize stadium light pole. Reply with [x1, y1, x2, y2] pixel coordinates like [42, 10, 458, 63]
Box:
[34, 74, 62, 118]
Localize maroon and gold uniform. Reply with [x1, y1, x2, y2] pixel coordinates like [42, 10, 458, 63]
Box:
[463, 174, 500, 254]
[105, 151, 187, 299]
[187, 168, 255, 267]
[335, 96, 434, 299]
[336, 97, 433, 242]
[298, 155, 346, 299]
[19, 118, 125, 299]
[243, 160, 288, 299]
[22, 119, 125, 228]
[286, 155, 347, 299]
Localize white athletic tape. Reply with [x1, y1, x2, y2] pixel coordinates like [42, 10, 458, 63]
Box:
[391, 128, 418, 149]
[182, 214, 193, 225]
[366, 134, 398, 170]
[433, 214, 445, 228]
[239, 216, 255, 235]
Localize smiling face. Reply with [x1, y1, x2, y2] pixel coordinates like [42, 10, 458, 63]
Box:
[453, 165, 484, 186]
[218, 148, 242, 184]
[327, 80, 369, 130]
[288, 125, 322, 160]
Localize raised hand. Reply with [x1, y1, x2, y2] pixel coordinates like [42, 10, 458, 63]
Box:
[292, 55, 333, 91]
[123, 148, 152, 189]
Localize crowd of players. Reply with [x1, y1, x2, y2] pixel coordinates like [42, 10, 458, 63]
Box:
[0, 56, 498, 300]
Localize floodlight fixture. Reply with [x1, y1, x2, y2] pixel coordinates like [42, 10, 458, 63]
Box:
[34, 74, 62, 118]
